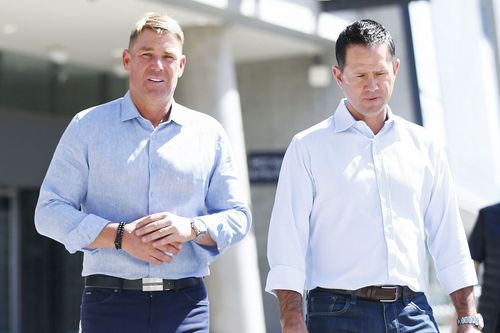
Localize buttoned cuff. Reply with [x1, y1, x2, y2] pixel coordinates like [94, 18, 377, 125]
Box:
[65, 214, 110, 254]
[436, 258, 478, 294]
[201, 214, 232, 254]
[266, 265, 306, 297]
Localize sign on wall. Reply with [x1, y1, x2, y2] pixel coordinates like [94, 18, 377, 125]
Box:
[248, 152, 285, 184]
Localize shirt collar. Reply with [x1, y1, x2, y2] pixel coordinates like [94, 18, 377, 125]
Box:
[120, 91, 187, 126]
[168, 101, 188, 126]
[120, 91, 141, 122]
[332, 98, 394, 133]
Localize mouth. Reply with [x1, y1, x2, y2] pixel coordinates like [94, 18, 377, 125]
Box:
[148, 78, 164, 83]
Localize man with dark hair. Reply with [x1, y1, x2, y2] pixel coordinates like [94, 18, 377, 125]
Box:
[469, 203, 500, 333]
[266, 19, 481, 333]
[35, 12, 251, 333]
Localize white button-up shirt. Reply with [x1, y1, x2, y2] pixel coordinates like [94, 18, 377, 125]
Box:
[266, 99, 477, 296]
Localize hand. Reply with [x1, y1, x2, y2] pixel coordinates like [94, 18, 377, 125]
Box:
[282, 321, 308, 333]
[121, 215, 180, 264]
[134, 212, 194, 248]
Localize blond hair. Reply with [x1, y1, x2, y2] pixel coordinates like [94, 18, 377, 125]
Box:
[129, 12, 184, 47]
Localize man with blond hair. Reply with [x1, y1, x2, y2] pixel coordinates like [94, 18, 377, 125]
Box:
[35, 12, 251, 333]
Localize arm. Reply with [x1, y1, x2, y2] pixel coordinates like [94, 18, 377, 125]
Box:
[423, 145, 477, 295]
[277, 290, 308, 333]
[266, 137, 313, 319]
[450, 286, 479, 333]
[35, 115, 110, 254]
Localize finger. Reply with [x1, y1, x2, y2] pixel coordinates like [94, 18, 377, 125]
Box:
[137, 219, 171, 237]
[157, 243, 181, 255]
[152, 233, 180, 247]
[150, 249, 173, 264]
[135, 213, 168, 229]
[141, 226, 174, 242]
[148, 256, 163, 265]
[171, 242, 183, 251]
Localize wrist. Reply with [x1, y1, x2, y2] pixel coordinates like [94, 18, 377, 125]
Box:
[190, 217, 207, 242]
[281, 315, 306, 332]
[114, 222, 125, 249]
[457, 313, 483, 331]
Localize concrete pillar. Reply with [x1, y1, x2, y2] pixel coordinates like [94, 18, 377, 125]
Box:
[176, 25, 266, 333]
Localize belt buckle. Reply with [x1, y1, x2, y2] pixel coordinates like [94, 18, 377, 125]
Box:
[142, 278, 163, 292]
[380, 286, 399, 302]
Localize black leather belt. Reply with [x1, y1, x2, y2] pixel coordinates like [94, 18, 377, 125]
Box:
[316, 285, 421, 302]
[85, 275, 202, 292]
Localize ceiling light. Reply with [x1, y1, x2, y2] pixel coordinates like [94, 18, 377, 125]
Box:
[308, 56, 331, 88]
[48, 46, 69, 65]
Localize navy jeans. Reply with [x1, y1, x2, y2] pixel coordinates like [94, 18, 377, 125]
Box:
[306, 288, 440, 333]
[80, 282, 209, 333]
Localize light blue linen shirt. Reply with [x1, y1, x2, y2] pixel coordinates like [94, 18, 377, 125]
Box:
[35, 91, 251, 279]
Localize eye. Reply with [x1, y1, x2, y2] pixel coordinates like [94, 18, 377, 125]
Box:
[376, 72, 387, 76]
[356, 74, 365, 78]
[163, 54, 176, 61]
[141, 53, 152, 59]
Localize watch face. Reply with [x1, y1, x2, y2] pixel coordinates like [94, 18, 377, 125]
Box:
[194, 219, 207, 233]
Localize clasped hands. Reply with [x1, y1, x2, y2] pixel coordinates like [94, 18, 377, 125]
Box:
[121, 212, 194, 265]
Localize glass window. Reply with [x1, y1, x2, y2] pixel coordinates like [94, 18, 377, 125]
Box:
[0, 51, 127, 117]
[0, 53, 52, 114]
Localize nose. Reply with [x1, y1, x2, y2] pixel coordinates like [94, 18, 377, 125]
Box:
[366, 76, 379, 92]
[151, 57, 164, 72]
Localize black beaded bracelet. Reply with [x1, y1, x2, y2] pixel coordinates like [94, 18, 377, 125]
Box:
[114, 222, 125, 250]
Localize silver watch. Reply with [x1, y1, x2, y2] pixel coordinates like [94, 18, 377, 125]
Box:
[457, 313, 483, 331]
[190, 218, 207, 242]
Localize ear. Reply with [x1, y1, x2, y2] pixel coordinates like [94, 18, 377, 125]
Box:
[332, 65, 344, 88]
[392, 58, 400, 76]
[177, 55, 187, 78]
[122, 49, 131, 71]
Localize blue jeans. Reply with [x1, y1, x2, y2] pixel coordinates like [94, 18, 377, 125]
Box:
[80, 282, 209, 333]
[306, 288, 440, 333]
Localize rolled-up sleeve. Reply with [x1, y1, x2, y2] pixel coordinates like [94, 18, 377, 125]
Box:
[35, 115, 109, 254]
[191, 127, 252, 263]
[424, 146, 477, 294]
[266, 137, 313, 297]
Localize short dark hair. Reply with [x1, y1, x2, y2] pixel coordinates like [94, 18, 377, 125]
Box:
[335, 19, 395, 70]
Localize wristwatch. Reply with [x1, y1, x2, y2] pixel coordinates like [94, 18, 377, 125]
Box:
[457, 313, 484, 331]
[190, 217, 207, 242]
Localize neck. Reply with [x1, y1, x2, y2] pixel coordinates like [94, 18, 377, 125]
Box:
[346, 101, 387, 135]
[130, 92, 173, 128]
